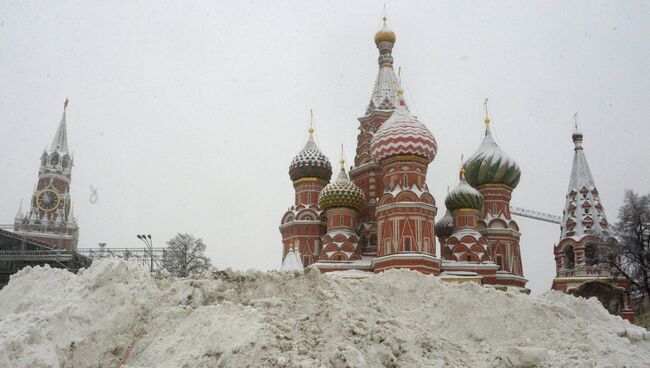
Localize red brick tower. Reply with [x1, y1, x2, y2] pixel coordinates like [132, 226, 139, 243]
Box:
[349, 17, 401, 256]
[14, 100, 79, 250]
[369, 94, 439, 274]
[551, 120, 634, 321]
[464, 104, 526, 288]
[317, 155, 365, 263]
[442, 167, 490, 263]
[279, 127, 332, 267]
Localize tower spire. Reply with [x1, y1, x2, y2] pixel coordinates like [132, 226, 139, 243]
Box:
[50, 98, 69, 153]
[308, 109, 314, 139]
[367, 14, 399, 113]
[572, 112, 584, 150]
[483, 98, 491, 129]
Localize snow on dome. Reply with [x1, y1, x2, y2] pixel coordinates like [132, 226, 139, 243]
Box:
[465, 126, 520, 189]
[318, 167, 365, 212]
[288, 135, 332, 182]
[435, 209, 454, 238]
[445, 168, 484, 212]
[370, 106, 437, 163]
[374, 17, 396, 45]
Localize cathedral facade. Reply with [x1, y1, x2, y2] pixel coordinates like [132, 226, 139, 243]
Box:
[280, 19, 527, 290]
[14, 100, 79, 250]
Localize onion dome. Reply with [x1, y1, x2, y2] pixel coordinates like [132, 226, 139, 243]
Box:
[435, 209, 454, 238]
[288, 129, 332, 182]
[370, 105, 437, 163]
[445, 167, 484, 212]
[572, 113, 583, 145]
[318, 161, 365, 212]
[464, 111, 521, 189]
[374, 17, 396, 45]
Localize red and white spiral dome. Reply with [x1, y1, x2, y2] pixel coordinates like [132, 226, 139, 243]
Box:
[370, 106, 437, 163]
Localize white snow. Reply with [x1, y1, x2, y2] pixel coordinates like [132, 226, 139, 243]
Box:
[280, 248, 304, 272]
[1, 260, 649, 367]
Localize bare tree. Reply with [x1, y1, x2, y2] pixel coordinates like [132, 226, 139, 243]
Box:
[603, 190, 650, 303]
[162, 233, 212, 277]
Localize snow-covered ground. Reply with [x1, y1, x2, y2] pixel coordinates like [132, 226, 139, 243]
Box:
[1, 260, 649, 368]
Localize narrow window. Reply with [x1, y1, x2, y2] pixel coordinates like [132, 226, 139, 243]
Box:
[404, 237, 412, 251]
[496, 255, 503, 271]
[564, 246, 575, 269]
[403, 174, 408, 187]
[307, 192, 312, 205]
[424, 238, 430, 253]
[384, 239, 391, 254]
[340, 215, 345, 226]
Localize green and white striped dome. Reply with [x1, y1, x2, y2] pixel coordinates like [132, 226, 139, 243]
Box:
[465, 126, 521, 189]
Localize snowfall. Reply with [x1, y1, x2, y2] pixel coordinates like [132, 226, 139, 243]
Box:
[1, 261, 649, 368]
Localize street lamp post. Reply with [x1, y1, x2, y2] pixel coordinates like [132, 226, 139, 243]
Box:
[136, 234, 154, 272]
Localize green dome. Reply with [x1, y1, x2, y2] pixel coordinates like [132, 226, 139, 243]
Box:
[465, 126, 521, 189]
[318, 167, 365, 212]
[445, 169, 484, 212]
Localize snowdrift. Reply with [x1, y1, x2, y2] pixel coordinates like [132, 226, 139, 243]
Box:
[0, 260, 649, 368]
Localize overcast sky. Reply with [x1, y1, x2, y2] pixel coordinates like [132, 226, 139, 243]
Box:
[1, 1, 649, 293]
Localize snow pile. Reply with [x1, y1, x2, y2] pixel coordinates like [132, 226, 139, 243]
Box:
[1, 260, 649, 368]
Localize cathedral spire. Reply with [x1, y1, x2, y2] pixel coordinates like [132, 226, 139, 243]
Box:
[50, 99, 69, 153]
[367, 16, 400, 114]
[560, 117, 608, 239]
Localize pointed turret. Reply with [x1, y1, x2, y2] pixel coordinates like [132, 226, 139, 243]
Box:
[367, 17, 401, 114]
[50, 99, 69, 153]
[552, 115, 634, 322]
[560, 118, 609, 238]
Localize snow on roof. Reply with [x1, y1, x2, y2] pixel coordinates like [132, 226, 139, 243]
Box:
[366, 64, 400, 114]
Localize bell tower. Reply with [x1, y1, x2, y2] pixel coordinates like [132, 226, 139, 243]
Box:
[14, 99, 79, 250]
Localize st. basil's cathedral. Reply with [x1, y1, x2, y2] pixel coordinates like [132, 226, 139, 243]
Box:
[2, 17, 634, 321]
[280, 18, 527, 290]
[279, 18, 634, 320]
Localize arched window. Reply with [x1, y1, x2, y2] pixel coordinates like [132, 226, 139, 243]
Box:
[585, 244, 598, 266]
[564, 246, 575, 269]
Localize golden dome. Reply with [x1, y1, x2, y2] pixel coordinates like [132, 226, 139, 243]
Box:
[374, 17, 396, 45]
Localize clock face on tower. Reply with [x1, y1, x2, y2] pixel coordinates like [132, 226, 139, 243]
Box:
[36, 189, 61, 212]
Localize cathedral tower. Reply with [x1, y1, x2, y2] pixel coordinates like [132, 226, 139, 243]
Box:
[551, 119, 633, 321]
[464, 104, 526, 287]
[442, 166, 489, 263]
[317, 154, 365, 262]
[279, 126, 332, 267]
[349, 18, 401, 256]
[370, 93, 439, 274]
[14, 100, 79, 250]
